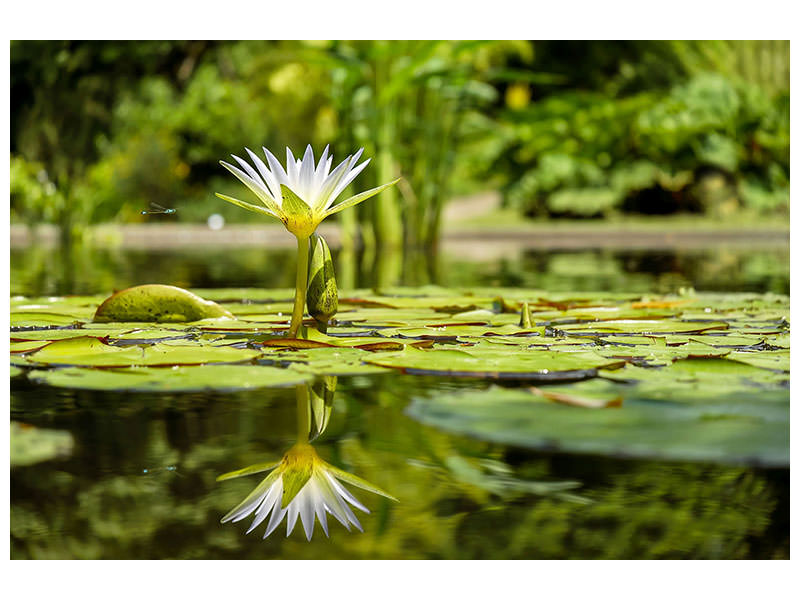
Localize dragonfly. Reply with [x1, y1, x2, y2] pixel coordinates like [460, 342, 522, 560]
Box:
[141, 202, 177, 215]
[141, 465, 183, 477]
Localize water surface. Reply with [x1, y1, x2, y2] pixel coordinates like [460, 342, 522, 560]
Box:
[10, 242, 790, 559]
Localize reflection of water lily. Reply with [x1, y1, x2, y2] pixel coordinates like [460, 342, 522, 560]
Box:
[219, 442, 397, 541]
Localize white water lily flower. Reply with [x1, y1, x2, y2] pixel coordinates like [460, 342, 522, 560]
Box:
[217, 145, 400, 239]
[218, 443, 397, 541]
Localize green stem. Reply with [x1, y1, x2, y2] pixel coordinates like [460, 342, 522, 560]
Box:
[288, 235, 310, 338]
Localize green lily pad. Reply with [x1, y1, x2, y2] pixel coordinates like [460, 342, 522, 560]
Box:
[26, 336, 260, 367]
[11, 311, 85, 327]
[557, 320, 730, 335]
[726, 350, 789, 372]
[28, 364, 309, 392]
[93, 284, 234, 322]
[273, 347, 389, 376]
[364, 346, 623, 380]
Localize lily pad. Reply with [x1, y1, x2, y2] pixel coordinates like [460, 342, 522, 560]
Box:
[28, 364, 309, 392]
[26, 336, 260, 367]
[93, 284, 234, 322]
[364, 346, 624, 380]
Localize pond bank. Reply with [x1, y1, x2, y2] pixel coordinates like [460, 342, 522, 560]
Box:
[10, 223, 789, 253]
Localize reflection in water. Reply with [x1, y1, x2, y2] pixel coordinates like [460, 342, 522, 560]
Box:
[9, 372, 790, 558]
[218, 381, 398, 541]
[10, 239, 789, 297]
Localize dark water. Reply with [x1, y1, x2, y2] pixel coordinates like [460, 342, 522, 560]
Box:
[10, 243, 790, 559]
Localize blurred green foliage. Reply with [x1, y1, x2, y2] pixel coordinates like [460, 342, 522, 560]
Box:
[10, 40, 789, 244]
[489, 41, 789, 218]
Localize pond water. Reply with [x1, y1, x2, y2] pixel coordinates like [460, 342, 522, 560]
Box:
[10, 242, 790, 559]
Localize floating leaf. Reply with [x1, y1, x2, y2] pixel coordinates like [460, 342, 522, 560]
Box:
[26, 336, 260, 368]
[27, 364, 309, 392]
[365, 346, 624, 380]
[93, 284, 234, 323]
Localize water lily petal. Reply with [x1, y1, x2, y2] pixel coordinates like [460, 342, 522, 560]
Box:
[299, 145, 316, 202]
[317, 155, 357, 208]
[219, 162, 282, 215]
[310, 480, 330, 537]
[264, 480, 289, 539]
[230, 154, 269, 194]
[246, 479, 282, 534]
[315, 471, 352, 530]
[286, 147, 299, 186]
[221, 469, 281, 523]
[324, 471, 364, 530]
[328, 475, 370, 513]
[298, 487, 316, 540]
[328, 158, 371, 206]
[245, 148, 282, 200]
[263, 147, 289, 185]
[285, 500, 300, 536]
[314, 145, 331, 190]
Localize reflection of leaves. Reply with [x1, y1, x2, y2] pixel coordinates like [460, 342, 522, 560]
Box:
[406, 382, 788, 466]
[10, 422, 73, 467]
[424, 455, 590, 504]
[10, 372, 788, 558]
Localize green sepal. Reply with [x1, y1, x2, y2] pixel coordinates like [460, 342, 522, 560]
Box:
[327, 464, 399, 502]
[280, 185, 315, 237]
[215, 193, 279, 220]
[324, 178, 401, 217]
[216, 460, 281, 482]
[281, 463, 314, 508]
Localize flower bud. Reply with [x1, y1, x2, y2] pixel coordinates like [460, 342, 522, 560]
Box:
[306, 233, 338, 330]
[519, 301, 533, 328]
